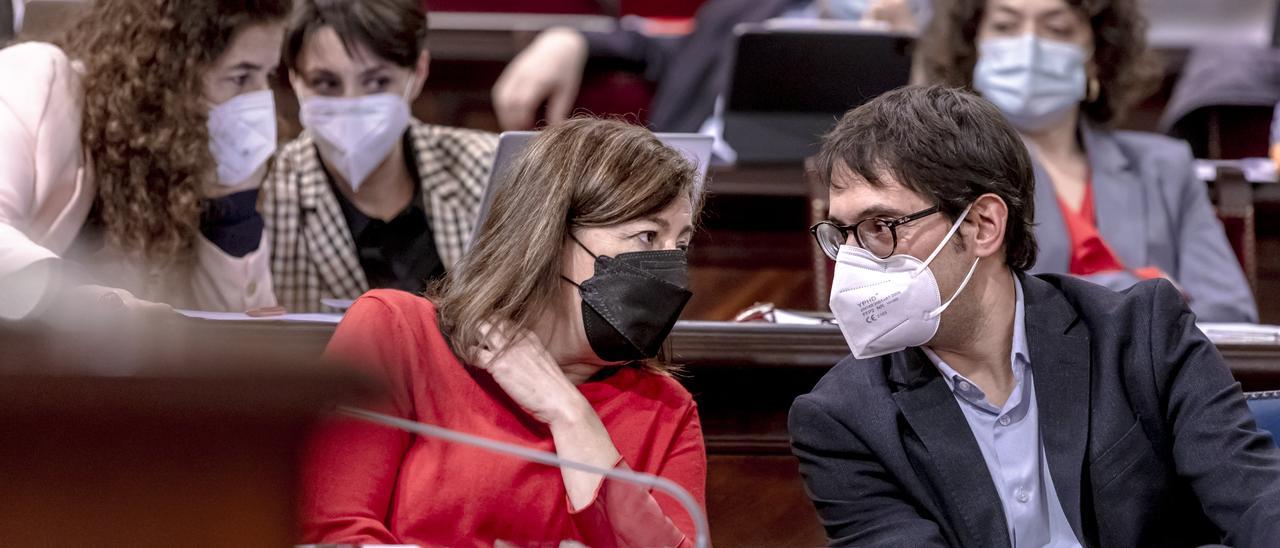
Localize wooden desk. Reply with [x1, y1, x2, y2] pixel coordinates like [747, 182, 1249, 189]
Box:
[683, 164, 815, 319]
[668, 320, 1280, 546]
[0, 320, 376, 547]
[159, 317, 1280, 547]
[670, 321, 1280, 453]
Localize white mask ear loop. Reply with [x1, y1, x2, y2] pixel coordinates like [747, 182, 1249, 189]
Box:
[927, 255, 981, 320]
[402, 76, 418, 102]
[914, 204, 974, 277]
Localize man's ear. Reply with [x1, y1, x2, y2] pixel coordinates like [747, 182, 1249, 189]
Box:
[967, 193, 1008, 261]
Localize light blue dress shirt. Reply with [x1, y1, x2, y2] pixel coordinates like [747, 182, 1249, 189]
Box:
[923, 275, 1081, 548]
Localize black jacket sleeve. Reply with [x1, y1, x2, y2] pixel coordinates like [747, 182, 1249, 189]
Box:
[789, 395, 949, 547]
[1148, 279, 1280, 547]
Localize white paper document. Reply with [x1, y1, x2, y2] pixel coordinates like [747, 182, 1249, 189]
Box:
[178, 310, 344, 324]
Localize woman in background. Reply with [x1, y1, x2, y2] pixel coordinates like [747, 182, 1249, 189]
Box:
[262, 0, 495, 313]
[0, 0, 287, 320]
[301, 118, 707, 547]
[921, 0, 1256, 322]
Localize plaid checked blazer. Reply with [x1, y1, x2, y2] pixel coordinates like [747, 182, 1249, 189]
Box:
[261, 121, 496, 312]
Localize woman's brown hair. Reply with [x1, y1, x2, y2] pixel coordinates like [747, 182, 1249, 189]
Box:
[431, 118, 704, 373]
[920, 0, 1162, 126]
[60, 0, 291, 266]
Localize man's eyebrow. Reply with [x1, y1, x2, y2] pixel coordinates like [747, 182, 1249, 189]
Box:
[832, 205, 906, 225]
[228, 62, 264, 72]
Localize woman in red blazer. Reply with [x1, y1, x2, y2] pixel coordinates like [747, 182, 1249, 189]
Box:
[300, 117, 708, 547]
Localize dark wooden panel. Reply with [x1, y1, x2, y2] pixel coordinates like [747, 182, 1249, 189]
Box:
[0, 321, 376, 547]
[163, 318, 1280, 545]
[707, 455, 827, 548]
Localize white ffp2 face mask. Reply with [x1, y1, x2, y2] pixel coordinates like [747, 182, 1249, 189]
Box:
[207, 89, 277, 186]
[972, 33, 1088, 133]
[829, 205, 980, 359]
[298, 78, 415, 192]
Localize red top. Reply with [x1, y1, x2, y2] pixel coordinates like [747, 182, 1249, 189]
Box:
[1057, 180, 1165, 282]
[300, 290, 707, 547]
[1057, 180, 1127, 276]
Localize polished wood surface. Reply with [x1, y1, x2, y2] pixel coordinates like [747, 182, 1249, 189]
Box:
[148, 317, 1280, 546]
[686, 175, 817, 320]
[0, 320, 376, 547]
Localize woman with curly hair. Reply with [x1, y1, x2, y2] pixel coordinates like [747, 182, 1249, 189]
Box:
[0, 0, 290, 320]
[920, 0, 1256, 322]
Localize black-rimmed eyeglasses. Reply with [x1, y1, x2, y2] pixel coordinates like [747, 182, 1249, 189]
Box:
[809, 205, 941, 260]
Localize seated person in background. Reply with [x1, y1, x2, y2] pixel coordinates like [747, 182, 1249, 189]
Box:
[0, 0, 286, 320]
[1158, 45, 1280, 155]
[920, 0, 1256, 322]
[261, 0, 495, 312]
[491, 0, 930, 136]
[791, 85, 1280, 548]
[0, 0, 16, 45]
[301, 118, 707, 546]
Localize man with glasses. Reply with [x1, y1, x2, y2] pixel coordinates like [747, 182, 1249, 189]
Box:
[790, 85, 1280, 548]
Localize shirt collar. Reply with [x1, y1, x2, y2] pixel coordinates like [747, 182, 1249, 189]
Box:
[924, 272, 1030, 413]
[1011, 272, 1029, 366]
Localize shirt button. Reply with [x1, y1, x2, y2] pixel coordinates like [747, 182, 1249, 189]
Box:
[957, 380, 972, 392]
[999, 415, 1012, 426]
[1015, 488, 1030, 503]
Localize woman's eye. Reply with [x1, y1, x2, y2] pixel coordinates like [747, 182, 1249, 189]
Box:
[989, 21, 1017, 34]
[636, 231, 657, 245]
[231, 73, 251, 87]
[309, 79, 336, 93]
[366, 77, 392, 92]
[1044, 23, 1069, 35]
[677, 242, 691, 252]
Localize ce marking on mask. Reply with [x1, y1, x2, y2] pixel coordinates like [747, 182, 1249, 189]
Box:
[858, 291, 901, 324]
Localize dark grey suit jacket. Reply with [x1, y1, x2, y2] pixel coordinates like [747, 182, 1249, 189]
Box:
[1027, 124, 1258, 323]
[1158, 46, 1280, 134]
[790, 273, 1280, 548]
[583, 0, 805, 132]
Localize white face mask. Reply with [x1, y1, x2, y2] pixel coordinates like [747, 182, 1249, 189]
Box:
[207, 89, 277, 186]
[829, 205, 979, 360]
[972, 33, 1088, 133]
[298, 78, 415, 192]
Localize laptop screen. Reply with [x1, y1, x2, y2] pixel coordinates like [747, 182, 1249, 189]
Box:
[468, 131, 714, 247]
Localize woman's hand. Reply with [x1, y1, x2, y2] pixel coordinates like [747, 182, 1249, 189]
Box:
[472, 321, 593, 426]
[864, 0, 921, 33]
[41, 284, 177, 329]
[473, 320, 624, 511]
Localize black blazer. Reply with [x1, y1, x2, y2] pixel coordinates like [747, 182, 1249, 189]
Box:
[789, 273, 1280, 548]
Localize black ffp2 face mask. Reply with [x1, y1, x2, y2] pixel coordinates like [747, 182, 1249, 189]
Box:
[563, 237, 693, 362]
